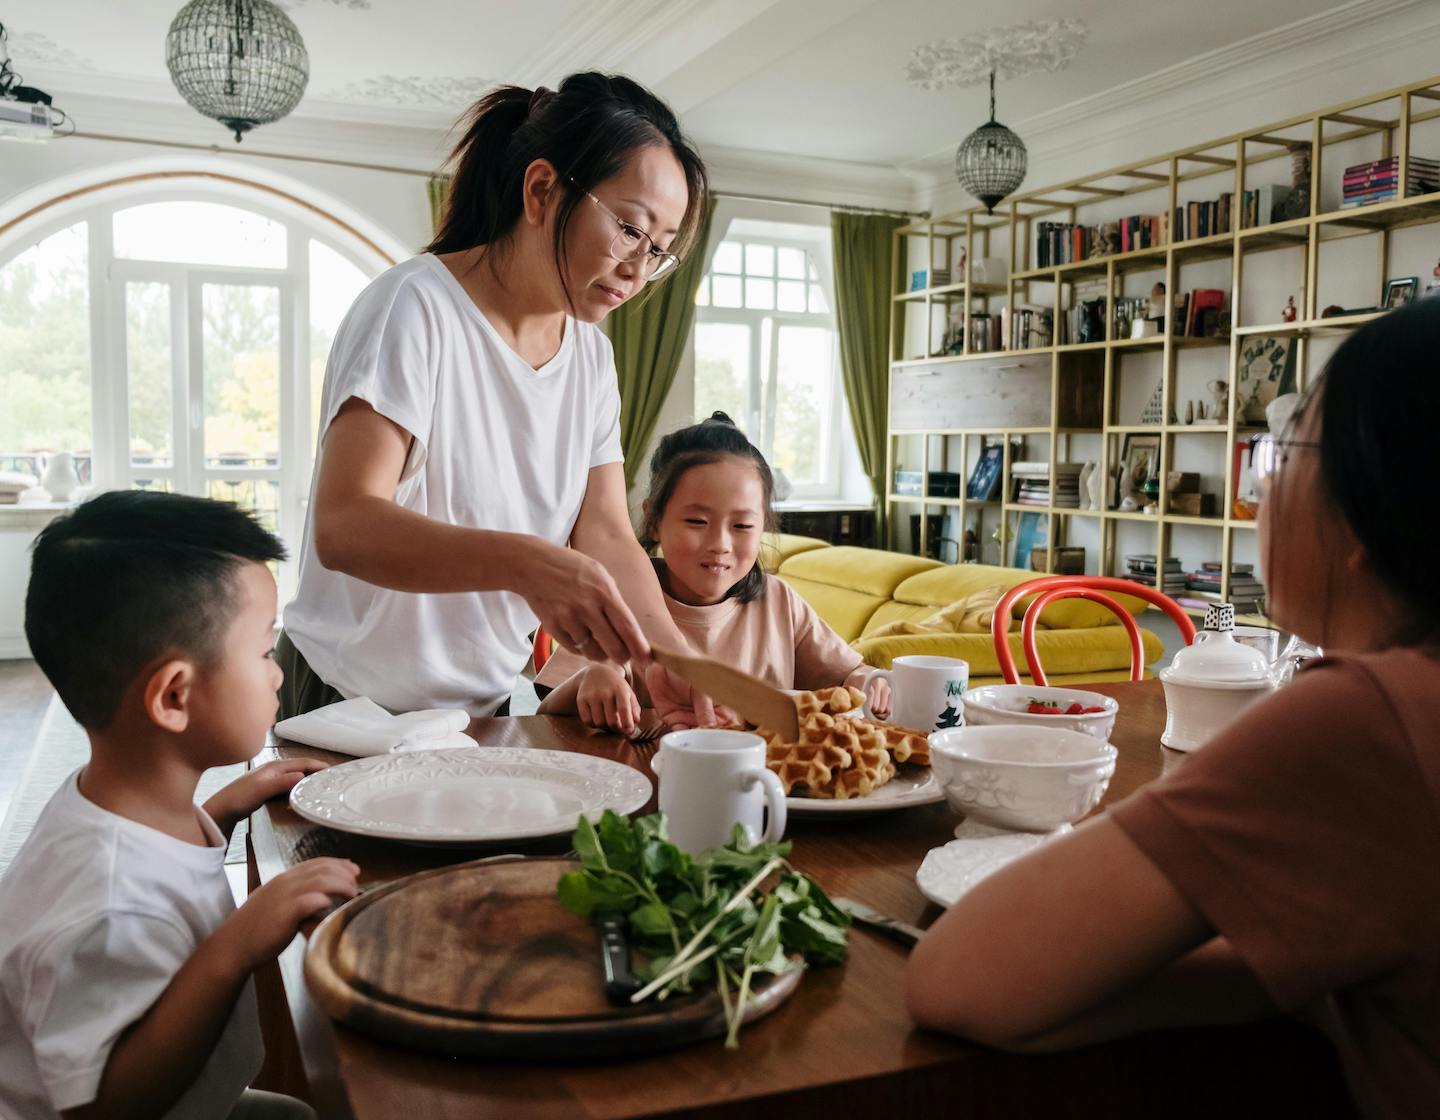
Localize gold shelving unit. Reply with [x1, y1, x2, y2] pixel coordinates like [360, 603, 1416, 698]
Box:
[885, 72, 1440, 620]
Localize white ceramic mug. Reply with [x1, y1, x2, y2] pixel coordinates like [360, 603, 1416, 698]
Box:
[862, 655, 969, 730]
[653, 729, 787, 854]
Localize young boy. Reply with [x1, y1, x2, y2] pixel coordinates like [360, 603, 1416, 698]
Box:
[0, 491, 360, 1120]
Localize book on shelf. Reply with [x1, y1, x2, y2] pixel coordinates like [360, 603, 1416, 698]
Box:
[1034, 215, 1161, 267]
[1184, 288, 1227, 337]
[1004, 305, 1053, 350]
[1172, 193, 1235, 241]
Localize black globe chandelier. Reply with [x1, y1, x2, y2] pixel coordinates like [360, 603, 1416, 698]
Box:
[166, 0, 309, 142]
[955, 69, 1027, 215]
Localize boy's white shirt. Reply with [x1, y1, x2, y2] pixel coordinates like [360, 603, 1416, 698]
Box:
[283, 253, 624, 717]
[0, 772, 262, 1119]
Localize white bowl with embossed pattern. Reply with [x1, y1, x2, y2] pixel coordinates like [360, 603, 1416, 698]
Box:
[928, 725, 1117, 833]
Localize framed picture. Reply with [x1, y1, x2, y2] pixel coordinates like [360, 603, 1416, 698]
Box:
[1232, 439, 1259, 520]
[1011, 511, 1049, 569]
[1118, 433, 1161, 506]
[1383, 276, 1418, 309]
[1236, 335, 1298, 423]
[965, 444, 1004, 500]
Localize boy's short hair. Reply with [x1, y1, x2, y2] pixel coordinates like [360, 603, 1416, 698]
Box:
[25, 490, 286, 729]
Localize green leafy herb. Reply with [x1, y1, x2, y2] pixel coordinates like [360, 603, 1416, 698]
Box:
[556, 811, 850, 1048]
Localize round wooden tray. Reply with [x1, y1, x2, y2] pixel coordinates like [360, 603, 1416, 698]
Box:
[304, 856, 801, 1060]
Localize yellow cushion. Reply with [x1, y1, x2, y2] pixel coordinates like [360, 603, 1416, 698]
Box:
[889, 564, 1149, 631]
[852, 624, 1162, 676]
[863, 585, 1015, 639]
[860, 600, 935, 634]
[775, 575, 889, 643]
[779, 546, 939, 598]
[759, 533, 829, 573]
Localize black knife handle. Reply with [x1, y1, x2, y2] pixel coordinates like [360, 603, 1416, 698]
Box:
[600, 916, 642, 1004]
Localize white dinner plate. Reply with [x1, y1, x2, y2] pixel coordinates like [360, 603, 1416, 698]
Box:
[289, 747, 652, 845]
[784, 766, 943, 817]
[915, 820, 1072, 907]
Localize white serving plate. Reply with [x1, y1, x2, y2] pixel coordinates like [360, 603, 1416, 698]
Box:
[289, 747, 652, 845]
[784, 766, 943, 817]
[915, 820, 1072, 907]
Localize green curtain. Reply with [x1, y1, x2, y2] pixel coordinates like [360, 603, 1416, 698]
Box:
[427, 175, 451, 236]
[605, 200, 716, 489]
[831, 210, 904, 535]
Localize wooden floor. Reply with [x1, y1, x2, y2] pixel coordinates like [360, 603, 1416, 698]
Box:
[0, 661, 55, 825]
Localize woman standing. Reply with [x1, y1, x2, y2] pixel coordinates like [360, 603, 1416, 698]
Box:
[278, 73, 714, 721]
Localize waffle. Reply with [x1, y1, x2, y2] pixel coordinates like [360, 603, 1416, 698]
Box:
[763, 712, 896, 800]
[792, 685, 866, 720]
[880, 723, 930, 766]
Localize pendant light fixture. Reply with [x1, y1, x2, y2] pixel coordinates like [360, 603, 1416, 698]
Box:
[166, 0, 309, 142]
[954, 68, 1027, 214]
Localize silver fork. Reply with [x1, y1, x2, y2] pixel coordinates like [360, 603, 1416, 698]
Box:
[626, 717, 669, 744]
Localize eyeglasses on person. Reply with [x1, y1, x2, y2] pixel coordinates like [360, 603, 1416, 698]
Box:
[571, 179, 680, 282]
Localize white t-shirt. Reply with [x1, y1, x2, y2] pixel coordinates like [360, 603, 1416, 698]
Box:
[0, 773, 263, 1119]
[284, 253, 624, 716]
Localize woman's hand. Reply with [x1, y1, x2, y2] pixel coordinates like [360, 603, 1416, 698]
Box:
[513, 539, 650, 666]
[576, 664, 642, 735]
[644, 663, 736, 729]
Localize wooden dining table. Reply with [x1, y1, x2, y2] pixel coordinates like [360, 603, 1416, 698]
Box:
[248, 679, 1357, 1119]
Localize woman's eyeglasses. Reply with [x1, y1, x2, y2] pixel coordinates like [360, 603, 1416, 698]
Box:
[574, 182, 680, 282]
[1248, 432, 1321, 487]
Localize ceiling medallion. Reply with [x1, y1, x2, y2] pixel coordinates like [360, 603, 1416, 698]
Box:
[166, 0, 309, 142]
[907, 18, 1087, 213]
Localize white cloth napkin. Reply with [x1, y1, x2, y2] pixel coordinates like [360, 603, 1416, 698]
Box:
[273, 697, 472, 757]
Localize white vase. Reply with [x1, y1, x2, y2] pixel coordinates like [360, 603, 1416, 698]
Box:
[42, 452, 80, 502]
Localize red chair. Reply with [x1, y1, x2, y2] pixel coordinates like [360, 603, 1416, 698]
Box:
[532, 627, 555, 674]
[991, 576, 1198, 686]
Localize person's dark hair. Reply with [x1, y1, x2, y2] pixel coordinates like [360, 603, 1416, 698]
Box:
[1308, 297, 1440, 634]
[640, 412, 777, 603]
[426, 72, 709, 311]
[25, 491, 286, 729]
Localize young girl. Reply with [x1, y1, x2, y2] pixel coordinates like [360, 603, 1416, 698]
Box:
[537, 413, 890, 733]
[906, 300, 1440, 1118]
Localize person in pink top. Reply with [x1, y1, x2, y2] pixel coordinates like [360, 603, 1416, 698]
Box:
[906, 298, 1440, 1118]
[538, 412, 891, 733]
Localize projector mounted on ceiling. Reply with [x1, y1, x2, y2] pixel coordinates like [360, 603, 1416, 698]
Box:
[0, 22, 71, 142]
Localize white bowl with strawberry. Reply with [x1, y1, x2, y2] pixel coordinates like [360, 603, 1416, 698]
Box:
[961, 685, 1118, 741]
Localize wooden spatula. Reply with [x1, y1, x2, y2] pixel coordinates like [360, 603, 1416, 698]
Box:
[649, 646, 800, 741]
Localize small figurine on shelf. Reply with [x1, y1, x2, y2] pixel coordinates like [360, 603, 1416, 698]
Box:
[1148, 281, 1167, 322]
[1281, 296, 1297, 323]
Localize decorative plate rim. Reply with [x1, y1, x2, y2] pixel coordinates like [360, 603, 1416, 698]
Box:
[784, 767, 943, 816]
[289, 746, 652, 843]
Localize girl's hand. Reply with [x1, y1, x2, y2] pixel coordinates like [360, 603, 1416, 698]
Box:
[203, 758, 329, 836]
[865, 676, 893, 722]
[576, 664, 642, 735]
[513, 540, 650, 666]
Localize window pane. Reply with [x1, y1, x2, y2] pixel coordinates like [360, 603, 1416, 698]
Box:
[202, 284, 280, 468]
[809, 283, 829, 314]
[126, 282, 173, 468]
[114, 202, 286, 269]
[777, 280, 807, 312]
[207, 477, 280, 535]
[777, 247, 806, 279]
[712, 275, 742, 308]
[712, 240, 742, 273]
[693, 277, 710, 307]
[772, 325, 834, 486]
[308, 240, 369, 453]
[745, 277, 775, 310]
[745, 243, 774, 276]
[0, 221, 91, 463]
[694, 322, 751, 430]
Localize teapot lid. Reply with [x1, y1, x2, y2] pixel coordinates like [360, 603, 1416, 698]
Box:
[1163, 604, 1272, 684]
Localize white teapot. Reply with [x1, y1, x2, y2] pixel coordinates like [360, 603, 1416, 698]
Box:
[1158, 604, 1277, 752]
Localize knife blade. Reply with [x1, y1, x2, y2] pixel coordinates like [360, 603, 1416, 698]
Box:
[649, 644, 800, 740]
[833, 897, 926, 949]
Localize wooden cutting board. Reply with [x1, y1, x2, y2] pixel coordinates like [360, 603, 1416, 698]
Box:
[304, 856, 801, 1060]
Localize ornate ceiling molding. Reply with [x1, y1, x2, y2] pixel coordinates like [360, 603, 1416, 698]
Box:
[509, 0, 706, 88]
[906, 18, 1087, 92]
[8, 30, 93, 70]
[278, 0, 372, 9]
[317, 75, 494, 108]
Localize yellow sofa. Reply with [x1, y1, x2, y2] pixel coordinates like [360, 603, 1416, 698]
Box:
[761, 535, 1162, 686]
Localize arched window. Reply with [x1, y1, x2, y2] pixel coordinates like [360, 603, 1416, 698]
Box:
[0, 177, 390, 600]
